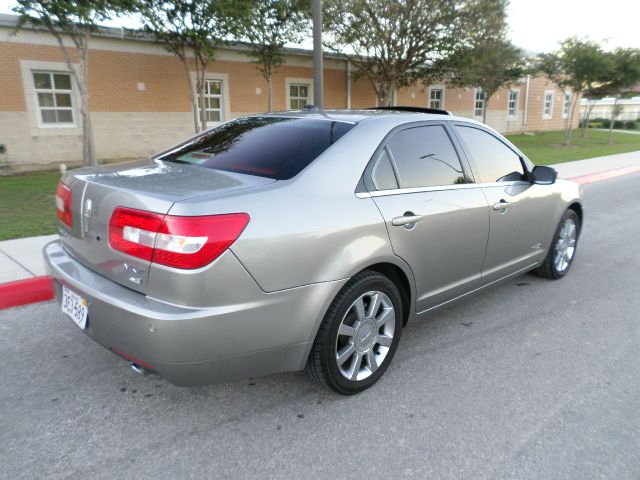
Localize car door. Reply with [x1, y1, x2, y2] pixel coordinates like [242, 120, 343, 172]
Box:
[366, 123, 490, 313]
[452, 124, 557, 283]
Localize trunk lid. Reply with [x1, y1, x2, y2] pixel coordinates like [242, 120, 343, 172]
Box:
[59, 159, 274, 293]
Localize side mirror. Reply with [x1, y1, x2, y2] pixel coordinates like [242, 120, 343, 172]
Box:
[531, 165, 557, 185]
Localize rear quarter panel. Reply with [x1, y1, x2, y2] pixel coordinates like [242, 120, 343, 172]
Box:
[167, 117, 416, 294]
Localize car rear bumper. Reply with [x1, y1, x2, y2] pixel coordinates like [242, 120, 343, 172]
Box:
[43, 240, 345, 386]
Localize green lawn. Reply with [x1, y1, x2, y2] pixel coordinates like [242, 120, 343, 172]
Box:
[0, 170, 61, 241]
[507, 129, 640, 165]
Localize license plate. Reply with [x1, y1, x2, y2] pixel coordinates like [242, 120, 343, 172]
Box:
[61, 286, 88, 330]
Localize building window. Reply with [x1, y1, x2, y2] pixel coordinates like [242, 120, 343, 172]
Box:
[289, 83, 310, 109]
[474, 89, 484, 117]
[562, 92, 572, 118]
[429, 88, 443, 109]
[543, 91, 554, 119]
[508, 90, 519, 117]
[33, 71, 75, 125]
[196, 79, 224, 122]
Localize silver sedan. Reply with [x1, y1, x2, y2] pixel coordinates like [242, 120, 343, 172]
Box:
[44, 108, 582, 394]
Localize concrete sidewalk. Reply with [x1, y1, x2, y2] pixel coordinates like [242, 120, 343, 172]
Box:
[1, 150, 640, 285]
[0, 234, 56, 283]
[552, 150, 640, 178]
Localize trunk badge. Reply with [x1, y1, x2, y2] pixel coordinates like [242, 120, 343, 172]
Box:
[124, 263, 145, 285]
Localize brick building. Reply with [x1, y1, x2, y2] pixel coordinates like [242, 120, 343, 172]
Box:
[0, 14, 579, 173]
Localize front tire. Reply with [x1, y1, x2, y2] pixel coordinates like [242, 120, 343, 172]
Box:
[534, 209, 580, 279]
[307, 271, 403, 395]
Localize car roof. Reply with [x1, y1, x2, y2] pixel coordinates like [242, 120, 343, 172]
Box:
[257, 109, 482, 127]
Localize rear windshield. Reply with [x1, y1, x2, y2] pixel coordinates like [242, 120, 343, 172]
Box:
[155, 116, 355, 180]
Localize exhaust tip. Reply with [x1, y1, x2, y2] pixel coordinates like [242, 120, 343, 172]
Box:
[129, 362, 146, 375]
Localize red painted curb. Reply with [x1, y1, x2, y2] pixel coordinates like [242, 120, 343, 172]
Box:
[0, 276, 55, 310]
[568, 164, 640, 185]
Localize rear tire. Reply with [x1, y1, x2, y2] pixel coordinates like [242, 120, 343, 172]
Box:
[534, 209, 580, 279]
[307, 271, 403, 395]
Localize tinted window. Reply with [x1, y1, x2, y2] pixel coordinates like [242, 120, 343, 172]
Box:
[456, 126, 525, 183]
[371, 149, 398, 190]
[156, 117, 354, 180]
[387, 125, 465, 188]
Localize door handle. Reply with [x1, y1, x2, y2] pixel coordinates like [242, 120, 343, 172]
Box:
[492, 200, 513, 210]
[392, 214, 423, 227]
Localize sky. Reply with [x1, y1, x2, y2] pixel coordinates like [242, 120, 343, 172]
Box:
[1, 0, 638, 54]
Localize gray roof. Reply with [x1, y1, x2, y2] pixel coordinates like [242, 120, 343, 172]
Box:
[0, 13, 347, 62]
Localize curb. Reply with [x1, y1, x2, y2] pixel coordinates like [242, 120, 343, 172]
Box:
[0, 276, 55, 310]
[568, 164, 640, 185]
[1, 163, 640, 311]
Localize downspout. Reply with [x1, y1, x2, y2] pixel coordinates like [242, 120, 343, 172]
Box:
[346, 59, 352, 109]
[522, 74, 530, 129]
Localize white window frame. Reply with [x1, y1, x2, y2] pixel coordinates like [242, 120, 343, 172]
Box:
[32, 70, 76, 128]
[543, 90, 554, 119]
[428, 87, 444, 109]
[289, 83, 311, 110]
[507, 90, 519, 117]
[285, 77, 314, 110]
[189, 72, 230, 125]
[562, 92, 572, 118]
[474, 89, 485, 117]
[197, 79, 224, 123]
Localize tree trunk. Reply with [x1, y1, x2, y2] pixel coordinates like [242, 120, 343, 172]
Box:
[482, 94, 489, 124]
[181, 57, 200, 134]
[608, 97, 619, 145]
[378, 79, 395, 107]
[197, 62, 207, 132]
[563, 93, 579, 147]
[79, 40, 96, 167]
[47, 24, 96, 166]
[268, 73, 272, 112]
[581, 100, 595, 139]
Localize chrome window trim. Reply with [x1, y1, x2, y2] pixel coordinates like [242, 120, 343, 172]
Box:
[356, 180, 531, 199]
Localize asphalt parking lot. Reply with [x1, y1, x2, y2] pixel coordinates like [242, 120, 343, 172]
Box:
[1, 173, 639, 480]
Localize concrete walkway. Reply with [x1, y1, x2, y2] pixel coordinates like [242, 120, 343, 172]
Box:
[1, 150, 640, 284]
[0, 234, 56, 283]
[552, 150, 640, 178]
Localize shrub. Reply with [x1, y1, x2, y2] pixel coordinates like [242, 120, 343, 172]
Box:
[624, 120, 638, 130]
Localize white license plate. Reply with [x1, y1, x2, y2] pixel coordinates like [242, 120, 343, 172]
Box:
[61, 286, 88, 330]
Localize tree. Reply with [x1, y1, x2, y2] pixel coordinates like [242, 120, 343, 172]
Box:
[232, 0, 309, 112]
[536, 38, 610, 146]
[139, 0, 241, 133]
[439, 39, 526, 124]
[595, 48, 640, 144]
[13, 0, 135, 166]
[323, 0, 508, 107]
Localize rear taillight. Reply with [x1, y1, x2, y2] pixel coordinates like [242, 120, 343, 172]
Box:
[108, 207, 249, 269]
[56, 182, 72, 227]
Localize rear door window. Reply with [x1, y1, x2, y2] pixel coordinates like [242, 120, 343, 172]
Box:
[386, 125, 466, 188]
[455, 126, 525, 183]
[156, 117, 354, 180]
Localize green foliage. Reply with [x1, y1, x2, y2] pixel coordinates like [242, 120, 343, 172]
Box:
[12, 0, 133, 35]
[590, 48, 640, 98]
[138, 1, 234, 64]
[233, 0, 309, 80]
[230, 0, 309, 110]
[438, 39, 526, 122]
[138, 0, 244, 131]
[323, 0, 508, 106]
[536, 38, 610, 94]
